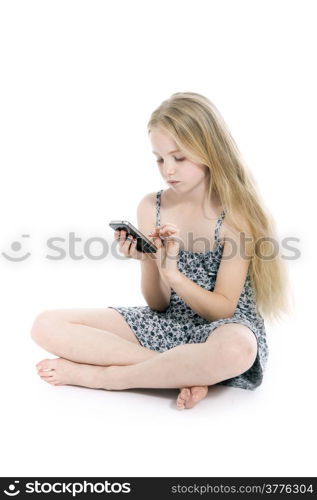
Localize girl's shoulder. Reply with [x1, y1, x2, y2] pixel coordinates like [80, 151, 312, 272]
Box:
[136, 191, 159, 233]
[137, 191, 159, 211]
[137, 189, 170, 212]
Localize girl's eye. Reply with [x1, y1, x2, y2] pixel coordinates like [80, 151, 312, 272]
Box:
[156, 157, 185, 163]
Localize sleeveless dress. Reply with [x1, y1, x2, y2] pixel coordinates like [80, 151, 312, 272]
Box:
[108, 189, 269, 390]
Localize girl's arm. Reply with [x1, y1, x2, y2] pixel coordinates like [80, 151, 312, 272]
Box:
[137, 193, 171, 312]
[165, 217, 253, 322]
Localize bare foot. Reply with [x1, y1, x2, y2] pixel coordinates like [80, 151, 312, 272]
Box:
[36, 358, 118, 389]
[176, 385, 209, 410]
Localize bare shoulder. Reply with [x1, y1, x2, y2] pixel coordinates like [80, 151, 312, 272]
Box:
[137, 191, 157, 209]
[136, 191, 158, 233]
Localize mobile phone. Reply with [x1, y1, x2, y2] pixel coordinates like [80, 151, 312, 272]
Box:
[109, 220, 157, 253]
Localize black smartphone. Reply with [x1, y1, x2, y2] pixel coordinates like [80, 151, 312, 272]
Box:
[109, 220, 157, 253]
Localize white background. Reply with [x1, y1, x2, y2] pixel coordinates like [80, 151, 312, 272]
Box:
[0, 0, 316, 477]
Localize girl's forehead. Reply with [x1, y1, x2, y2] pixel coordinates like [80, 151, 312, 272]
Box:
[149, 128, 178, 150]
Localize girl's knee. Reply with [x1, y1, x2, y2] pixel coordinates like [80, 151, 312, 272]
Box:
[233, 328, 258, 371]
[204, 324, 258, 380]
[30, 310, 59, 344]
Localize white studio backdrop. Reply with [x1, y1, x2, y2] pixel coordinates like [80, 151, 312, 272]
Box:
[0, 0, 316, 477]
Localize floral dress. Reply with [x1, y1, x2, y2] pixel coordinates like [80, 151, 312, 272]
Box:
[109, 189, 269, 390]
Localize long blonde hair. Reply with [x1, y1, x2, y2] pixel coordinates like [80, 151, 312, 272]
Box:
[147, 92, 293, 324]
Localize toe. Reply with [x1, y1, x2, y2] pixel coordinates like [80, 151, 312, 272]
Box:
[38, 367, 54, 373]
[176, 387, 191, 410]
[41, 377, 55, 384]
[36, 358, 51, 369]
[176, 394, 185, 406]
[180, 387, 191, 400]
[38, 358, 60, 371]
[39, 371, 55, 378]
[181, 387, 192, 408]
[176, 400, 185, 410]
[38, 368, 55, 378]
[39, 372, 60, 385]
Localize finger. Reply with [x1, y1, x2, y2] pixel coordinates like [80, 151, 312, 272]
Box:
[129, 238, 138, 257]
[159, 226, 179, 237]
[150, 235, 164, 250]
[149, 224, 178, 235]
[118, 230, 132, 255]
[148, 227, 160, 237]
[160, 223, 178, 228]
[128, 236, 136, 247]
[117, 230, 126, 246]
[123, 235, 134, 251]
[119, 231, 132, 247]
[149, 228, 174, 240]
[159, 223, 179, 231]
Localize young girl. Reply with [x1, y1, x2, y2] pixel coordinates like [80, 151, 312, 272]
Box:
[31, 92, 290, 410]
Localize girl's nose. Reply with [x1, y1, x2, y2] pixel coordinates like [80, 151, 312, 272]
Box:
[166, 171, 175, 178]
[164, 161, 175, 175]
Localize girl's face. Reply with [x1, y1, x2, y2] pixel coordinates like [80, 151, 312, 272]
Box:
[149, 127, 209, 193]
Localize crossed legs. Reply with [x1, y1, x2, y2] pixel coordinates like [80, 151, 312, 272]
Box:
[31, 308, 211, 408]
[31, 308, 257, 408]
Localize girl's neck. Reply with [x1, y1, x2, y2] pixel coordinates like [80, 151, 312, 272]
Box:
[164, 187, 222, 217]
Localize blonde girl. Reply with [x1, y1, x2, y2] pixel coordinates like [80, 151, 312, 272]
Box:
[31, 92, 291, 410]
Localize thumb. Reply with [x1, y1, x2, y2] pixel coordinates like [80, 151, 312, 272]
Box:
[152, 235, 164, 250]
[148, 229, 164, 250]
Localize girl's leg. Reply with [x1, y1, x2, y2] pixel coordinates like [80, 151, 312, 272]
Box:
[37, 323, 257, 390]
[32, 308, 221, 408]
[112, 324, 257, 389]
[31, 308, 158, 366]
[32, 308, 209, 409]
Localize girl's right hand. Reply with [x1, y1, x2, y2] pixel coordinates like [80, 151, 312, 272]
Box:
[114, 230, 148, 261]
[147, 224, 181, 278]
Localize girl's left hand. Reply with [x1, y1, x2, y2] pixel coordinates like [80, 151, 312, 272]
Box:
[148, 223, 181, 279]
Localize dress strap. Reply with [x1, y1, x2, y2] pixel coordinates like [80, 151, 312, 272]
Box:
[214, 210, 226, 244]
[156, 189, 163, 227]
